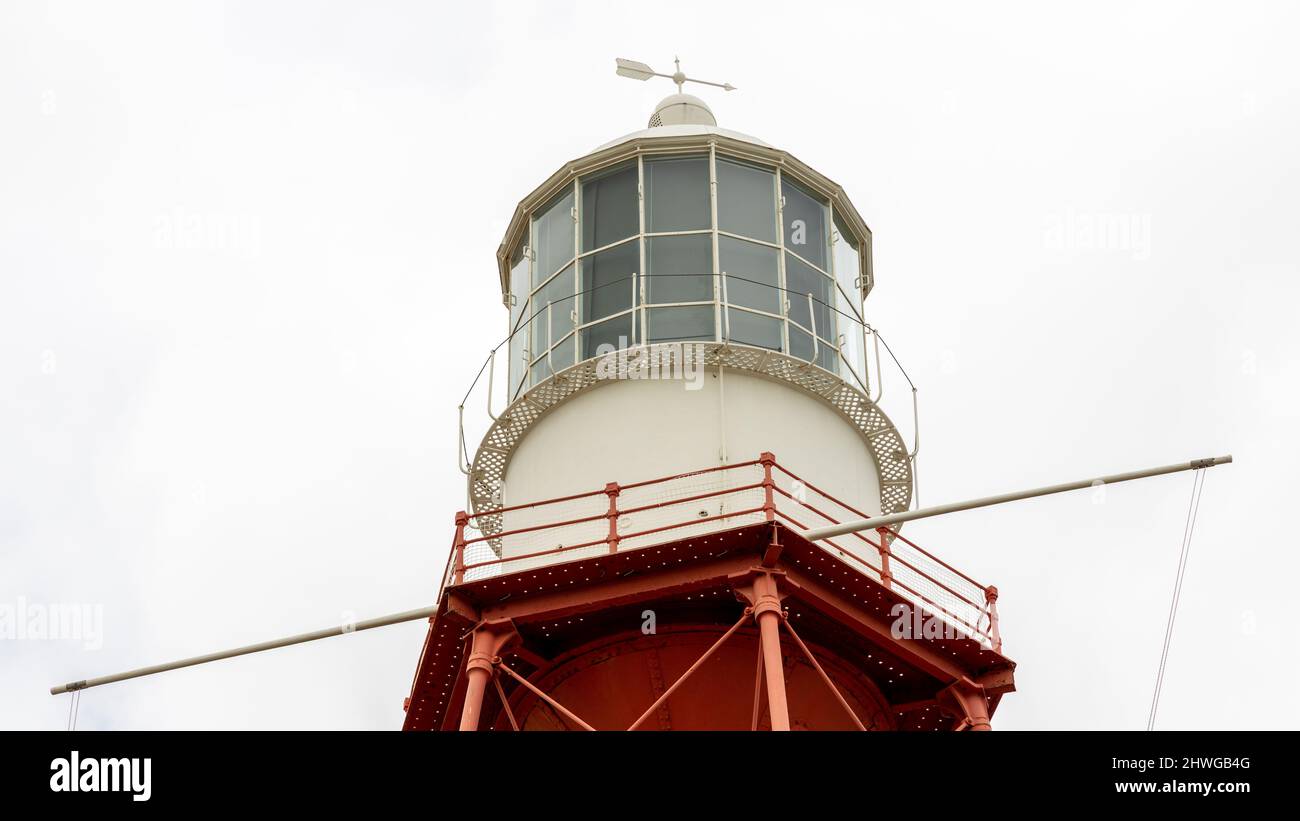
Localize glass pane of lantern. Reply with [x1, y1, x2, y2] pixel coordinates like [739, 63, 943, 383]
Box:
[781, 177, 829, 270]
[816, 343, 839, 374]
[832, 215, 862, 322]
[717, 158, 776, 242]
[788, 325, 814, 362]
[583, 311, 635, 359]
[836, 282, 865, 388]
[726, 308, 783, 351]
[532, 188, 575, 287]
[581, 163, 638, 252]
[719, 235, 779, 314]
[647, 234, 712, 304]
[529, 356, 549, 386]
[785, 252, 834, 337]
[580, 240, 637, 324]
[508, 240, 530, 399]
[646, 306, 714, 344]
[531, 263, 576, 356]
[510, 312, 530, 400]
[550, 333, 575, 372]
[645, 156, 710, 233]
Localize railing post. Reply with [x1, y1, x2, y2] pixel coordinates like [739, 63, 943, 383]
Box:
[605, 482, 621, 553]
[876, 526, 893, 590]
[760, 452, 776, 522]
[984, 585, 1002, 653]
[453, 511, 469, 584]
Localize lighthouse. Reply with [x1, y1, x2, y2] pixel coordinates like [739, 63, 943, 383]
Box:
[403, 64, 1016, 731]
[44, 60, 1232, 734]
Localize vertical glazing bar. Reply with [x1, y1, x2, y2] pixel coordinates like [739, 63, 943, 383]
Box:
[637, 153, 646, 346]
[709, 141, 721, 343]
[546, 302, 555, 377]
[721, 271, 731, 344]
[775, 166, 789, 355]
[572, 179, 581, 355]
[807, 292, 819, 363]
[631, 270, 638, 350]
[870, 326, 883, 403]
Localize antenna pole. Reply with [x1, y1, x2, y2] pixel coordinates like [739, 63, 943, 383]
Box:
[50, 605, 438, 696]
[802, 455, 1232, 543]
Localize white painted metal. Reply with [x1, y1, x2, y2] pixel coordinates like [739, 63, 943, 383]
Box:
[648, 93, 717, 127]
[50, 606, 439, 695]
[503, 368, 883, 528]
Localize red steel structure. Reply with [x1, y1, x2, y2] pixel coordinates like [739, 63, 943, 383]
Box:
[402, 453, 1014, 731]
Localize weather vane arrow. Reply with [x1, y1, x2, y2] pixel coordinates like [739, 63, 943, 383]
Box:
[616, 56, 735, 93]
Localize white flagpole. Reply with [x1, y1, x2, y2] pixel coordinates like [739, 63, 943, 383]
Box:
[50, 605, 438, 695]
[802, 455, 1232, 542]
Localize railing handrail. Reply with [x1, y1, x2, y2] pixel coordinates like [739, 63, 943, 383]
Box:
[447, 454, 997, 651]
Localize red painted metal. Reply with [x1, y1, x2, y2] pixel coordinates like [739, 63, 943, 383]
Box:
[744, 572, 791, 731]
[458, 621, 515, 731]
[782, 617, 867, 731]
[405, 453, 1014, 731]
[627, 611, 750, 730]
[985, 585, 1002, 653]
[496, 661, 597, 731]
[605, 482, 620, 553]
[760, 451, 776, 523]
[492, 675, 520, 731]
[452, 511, 469, 585]
[876, 526, 893, 591]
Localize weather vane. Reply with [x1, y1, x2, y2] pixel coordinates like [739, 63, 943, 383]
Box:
[615, 56, 736, 93]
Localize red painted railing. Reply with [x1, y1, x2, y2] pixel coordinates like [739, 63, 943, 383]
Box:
[444, 455, 1001, 650]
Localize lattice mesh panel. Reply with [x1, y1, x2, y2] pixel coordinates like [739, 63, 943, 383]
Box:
[617, 465, 767, 552]
[885, 535, 989, 643]
[769, 469, 884, 583]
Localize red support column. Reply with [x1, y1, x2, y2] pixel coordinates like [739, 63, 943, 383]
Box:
[452, 511, 469, 585]
[750, 572, 790, 731]
[458, 621, 516, 732]
[605, 482, 621, 554]
[937, 677, 992, 731]
[876, 527, 893, 590]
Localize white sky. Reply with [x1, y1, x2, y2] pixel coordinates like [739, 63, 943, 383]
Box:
[3, 0, 1297, 730]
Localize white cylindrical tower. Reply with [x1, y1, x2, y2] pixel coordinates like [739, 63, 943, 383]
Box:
[470, 95, 913, 570]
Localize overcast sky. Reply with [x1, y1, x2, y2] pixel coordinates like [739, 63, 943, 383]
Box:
[3, 1, 1297, 730]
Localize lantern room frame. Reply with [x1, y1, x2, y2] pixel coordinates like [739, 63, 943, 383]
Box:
[494, 130, 878, 403]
